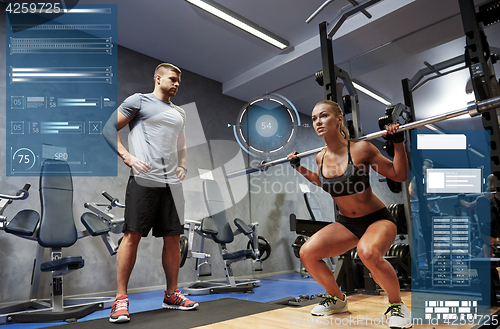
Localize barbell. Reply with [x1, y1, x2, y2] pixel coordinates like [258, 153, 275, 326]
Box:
[226, 96, 500, 179]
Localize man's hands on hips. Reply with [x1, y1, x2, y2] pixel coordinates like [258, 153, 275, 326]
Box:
[121, 152, 187, 181]
[176, 166, 187, 181]
[122, 153, 151, 174]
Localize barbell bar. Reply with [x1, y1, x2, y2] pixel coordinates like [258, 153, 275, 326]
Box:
[226, 96, 500, 179]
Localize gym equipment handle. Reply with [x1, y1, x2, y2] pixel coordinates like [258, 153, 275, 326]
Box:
[102, 191, 117, 203]
[102, 191, 125, 208]
[0, 183, 31, 200]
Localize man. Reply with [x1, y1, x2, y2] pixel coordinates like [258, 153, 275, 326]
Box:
[104, 63, 198, 323]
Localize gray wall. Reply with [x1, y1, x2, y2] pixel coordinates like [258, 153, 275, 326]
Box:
[0, 13, 404, 304]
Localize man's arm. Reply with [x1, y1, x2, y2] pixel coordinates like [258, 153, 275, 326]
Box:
[175, 131, 187, 181]
[103, 110, 151, 174]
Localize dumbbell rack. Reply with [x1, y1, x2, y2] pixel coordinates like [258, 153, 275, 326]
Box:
[352, 243, 411, 295]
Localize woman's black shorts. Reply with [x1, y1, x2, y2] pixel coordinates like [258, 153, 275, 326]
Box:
[336, 207, 397, 239]
[123, 176, 185, 237]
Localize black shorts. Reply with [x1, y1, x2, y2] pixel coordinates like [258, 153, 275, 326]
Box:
[123, 176, 184, 237]
[336, 207, 397, 239]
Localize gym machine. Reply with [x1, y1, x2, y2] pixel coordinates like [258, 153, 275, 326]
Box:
[0, 160, 116, 324]
[82, 191, 125, 255]
[290, 192, 335, 279]
[182, 179, 271, 295]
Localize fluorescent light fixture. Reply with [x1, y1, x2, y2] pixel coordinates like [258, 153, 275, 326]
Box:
[352, 81, 392, 106]
[186, 0, 289, 50]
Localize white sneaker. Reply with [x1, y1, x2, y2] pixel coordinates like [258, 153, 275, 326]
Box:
[311, 294, 348, 316]
[385, 302, 412, 328]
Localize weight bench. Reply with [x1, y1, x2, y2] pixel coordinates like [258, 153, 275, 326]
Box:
[80, 210, 122, 255]
[0, 160, 114, 324]
[0, 184, 39, 237]
[183, 179, 263, 295]
[81, 190, 126, 256]
[3, 210, 40, 236]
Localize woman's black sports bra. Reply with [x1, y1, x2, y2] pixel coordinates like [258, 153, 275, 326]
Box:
[319, 141, 370, 197]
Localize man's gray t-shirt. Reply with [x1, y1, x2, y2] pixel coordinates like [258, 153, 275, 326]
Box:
[118, 93, 186, 185]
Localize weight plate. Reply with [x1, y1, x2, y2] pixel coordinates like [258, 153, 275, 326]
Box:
[249, 236, 272, 261]
[180, 236, 188, 268]
[258, 236, 272, 261]
[389, 244, 398, 256]
[397, 244, 404, 259]
[398, 204, 407, 234]
[387, 178, 402, 193]
[292, 236, 307, 258]
[404, 244, 411, 267]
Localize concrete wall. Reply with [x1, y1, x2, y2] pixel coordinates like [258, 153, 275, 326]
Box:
[0, 11, 404, 304]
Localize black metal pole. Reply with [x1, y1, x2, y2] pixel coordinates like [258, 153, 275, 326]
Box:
[319, 21, 337, 102]
[459, 0, 500, 190]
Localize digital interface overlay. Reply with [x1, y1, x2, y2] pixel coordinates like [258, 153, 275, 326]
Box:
[411, 130, 492, 324]
[6, 4, 117, 176]
[232, 94, 301, 159]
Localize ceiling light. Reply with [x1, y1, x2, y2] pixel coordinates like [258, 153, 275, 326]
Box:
[186, 0, 289, 50]
[352, 81, 392, 106]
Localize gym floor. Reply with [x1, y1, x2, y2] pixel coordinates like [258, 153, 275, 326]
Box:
[3, 272, 499, 328]
[0, 272, 325, 329]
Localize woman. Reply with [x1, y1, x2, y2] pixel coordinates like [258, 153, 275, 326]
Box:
[287, 100, 411, 328]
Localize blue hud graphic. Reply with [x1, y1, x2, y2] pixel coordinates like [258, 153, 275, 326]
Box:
[411, 130, 492, 325]
[6, 4, 117, 176]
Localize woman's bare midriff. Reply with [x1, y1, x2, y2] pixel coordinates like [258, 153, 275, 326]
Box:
[333, 187, 386, 217]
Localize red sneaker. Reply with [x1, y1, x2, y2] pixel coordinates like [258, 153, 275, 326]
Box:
[162, 289, 199, 310]
[109, 295, 130, 323]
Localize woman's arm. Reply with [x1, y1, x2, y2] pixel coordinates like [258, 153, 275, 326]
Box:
[357, 140, 408, 183]
[368, 143, 407, 182]
[287, 150, 323, 186]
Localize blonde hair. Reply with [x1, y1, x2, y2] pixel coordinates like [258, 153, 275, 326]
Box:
[154, 63, 182, 77]
[315, 100, 349, 139]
